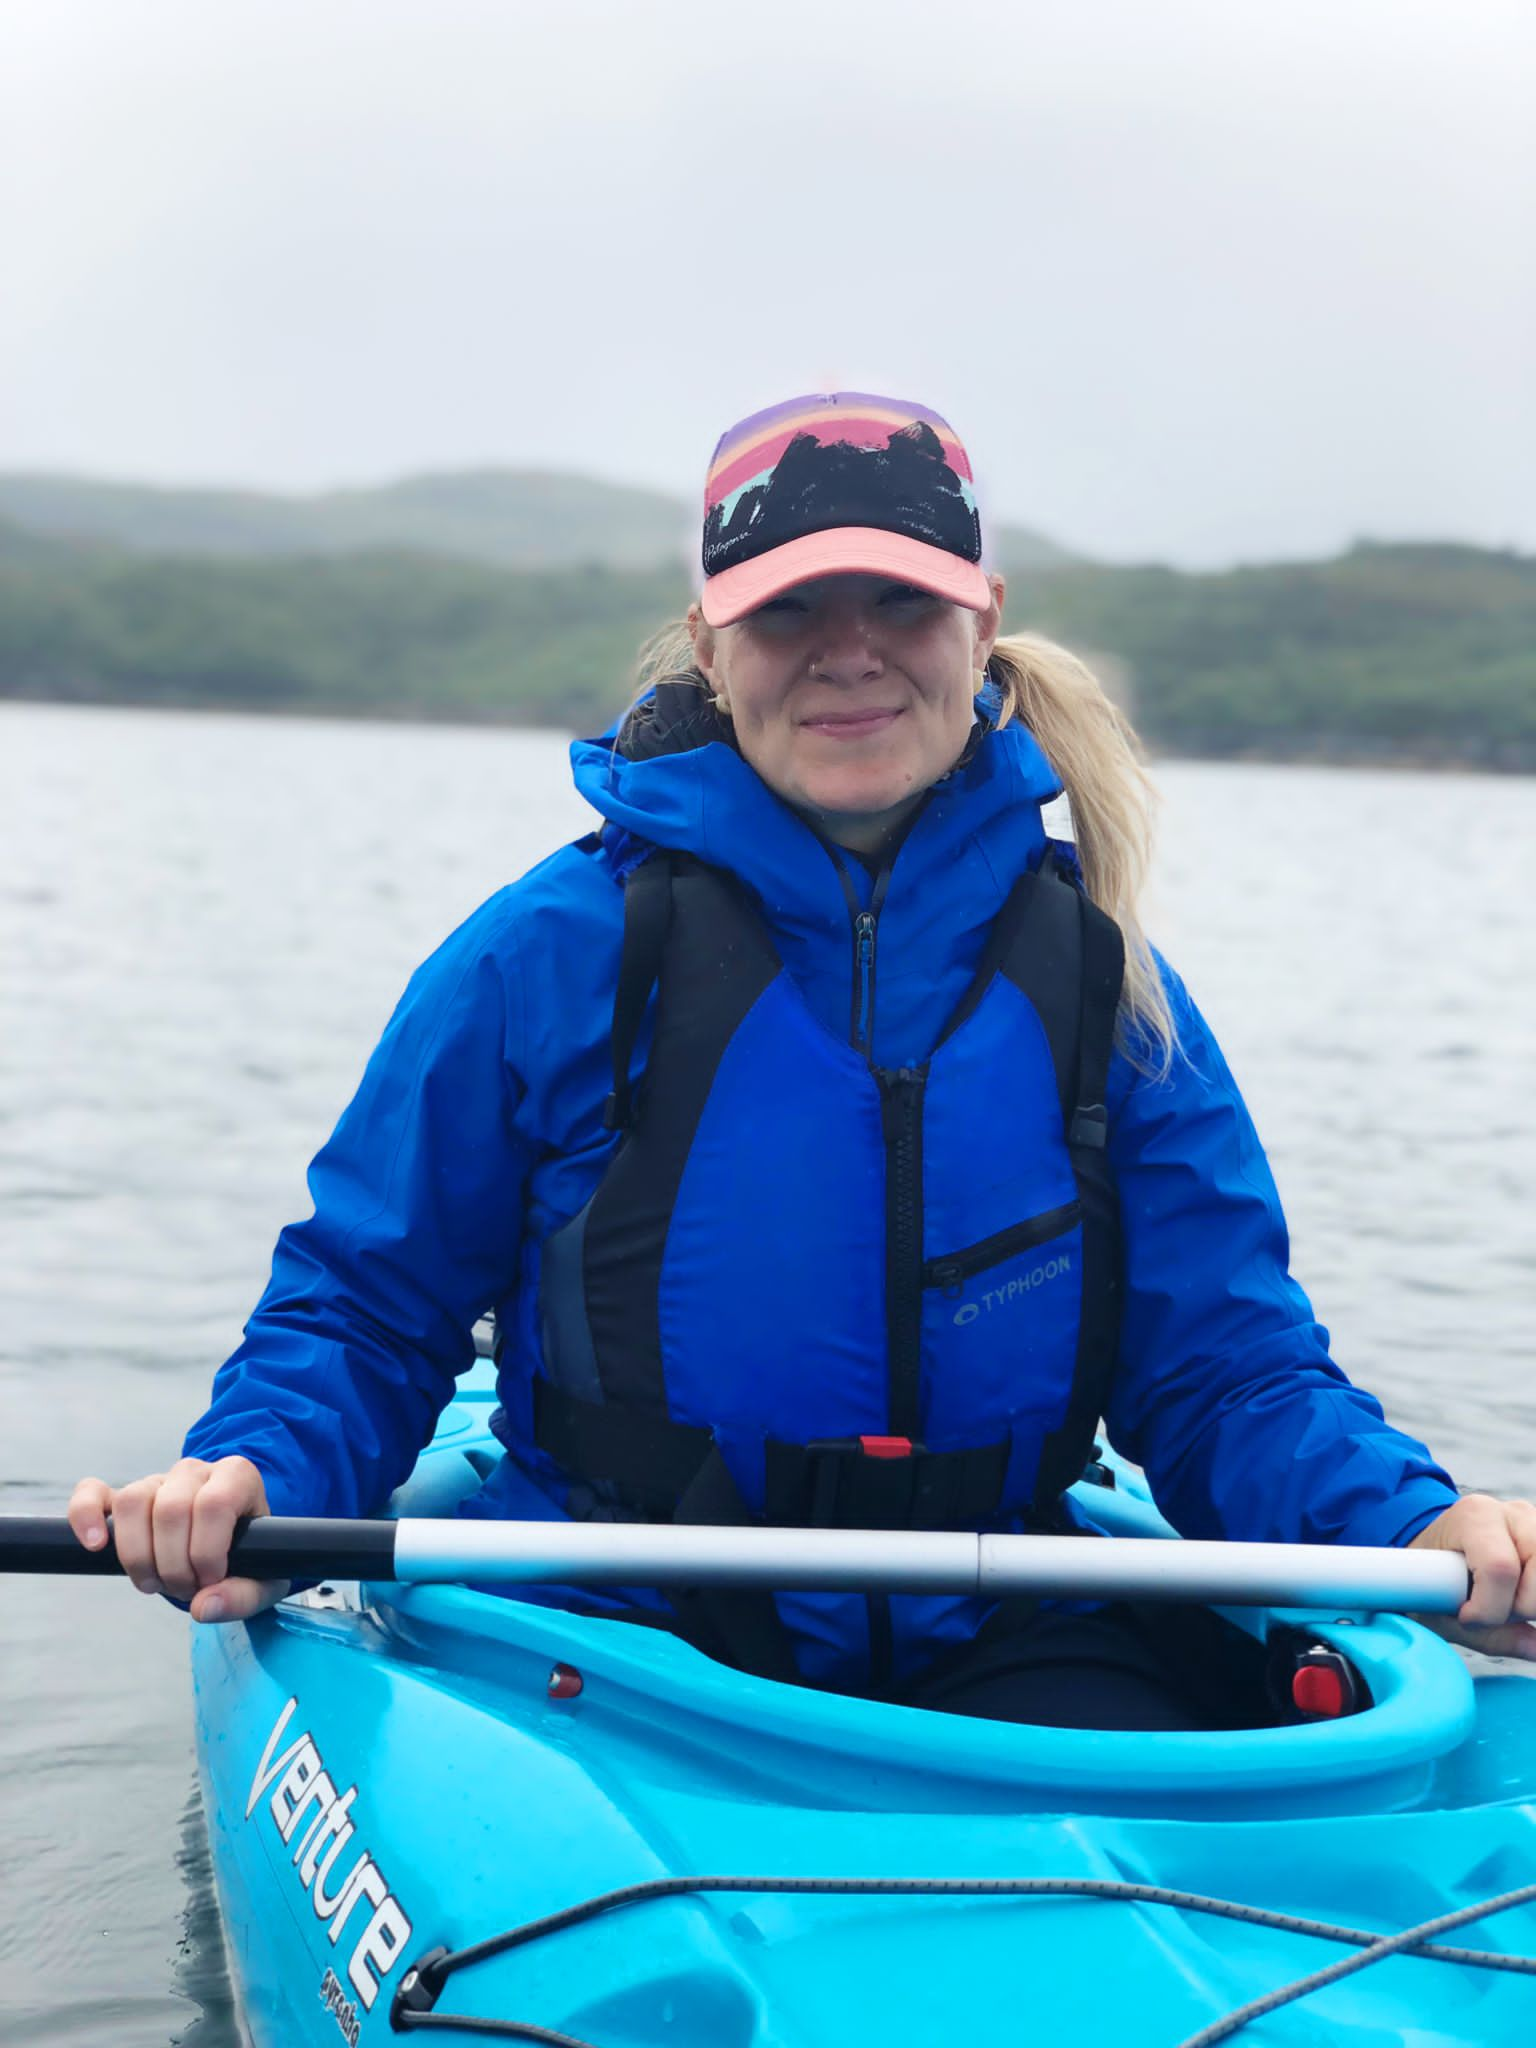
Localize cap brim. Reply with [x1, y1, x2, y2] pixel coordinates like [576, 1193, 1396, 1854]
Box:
[699, 528, 992, 627]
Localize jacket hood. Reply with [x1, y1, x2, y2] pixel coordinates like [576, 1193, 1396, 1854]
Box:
[569, 683, 1063, 940]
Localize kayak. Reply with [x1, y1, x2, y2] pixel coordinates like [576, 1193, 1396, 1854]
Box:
[189, 1361, 1536, 2046]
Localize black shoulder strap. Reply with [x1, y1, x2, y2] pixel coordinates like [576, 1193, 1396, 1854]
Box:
[942, 854, 1126, 1505]
[1001, 867, 1125, 1506]
[584, 853, 782, 1416]
[996, 855, 1097, 1120]
[603, 853, 674, 1132]
[1067, 878, 1124, 1154]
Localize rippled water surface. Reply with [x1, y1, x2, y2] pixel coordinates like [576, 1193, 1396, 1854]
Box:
[1, 702, 1533, 2042]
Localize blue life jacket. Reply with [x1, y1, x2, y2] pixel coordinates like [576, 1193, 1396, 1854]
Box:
[528, 696, 1126, 1688]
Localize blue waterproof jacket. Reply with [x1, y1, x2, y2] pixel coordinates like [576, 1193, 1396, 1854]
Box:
[185, 710, 1459, 1682]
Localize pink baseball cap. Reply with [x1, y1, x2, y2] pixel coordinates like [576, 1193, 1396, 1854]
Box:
[698, 391, 992, 627]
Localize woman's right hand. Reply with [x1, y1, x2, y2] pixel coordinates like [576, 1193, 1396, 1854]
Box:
[67, 1457, 289, 1622]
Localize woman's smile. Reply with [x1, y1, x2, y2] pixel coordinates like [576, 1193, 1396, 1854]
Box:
[798, 704, 906, 739]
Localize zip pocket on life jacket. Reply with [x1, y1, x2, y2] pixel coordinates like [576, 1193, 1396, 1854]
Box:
[923, 1201, 1082, 1297]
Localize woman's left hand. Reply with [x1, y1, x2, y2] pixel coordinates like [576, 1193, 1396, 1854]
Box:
[1408, 1495, 1536, 1661]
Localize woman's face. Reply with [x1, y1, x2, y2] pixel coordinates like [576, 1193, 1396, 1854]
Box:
[689, 571, 1005, 852]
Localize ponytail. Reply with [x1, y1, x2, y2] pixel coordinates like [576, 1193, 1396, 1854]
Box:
[988, 633, 1175, 1074]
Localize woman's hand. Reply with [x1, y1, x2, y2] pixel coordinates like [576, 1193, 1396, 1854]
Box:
[1408, 1495, 1536, 1661]
[68, 1457, 289, 1623]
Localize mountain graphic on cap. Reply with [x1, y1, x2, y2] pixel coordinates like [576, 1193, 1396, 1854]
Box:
[698, 392, 992, 627]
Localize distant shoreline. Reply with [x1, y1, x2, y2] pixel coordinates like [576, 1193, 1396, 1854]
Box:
[5, 684, 1532, 777]
[4, 504, 1530, 775]
[1140, 731, 1536, 776]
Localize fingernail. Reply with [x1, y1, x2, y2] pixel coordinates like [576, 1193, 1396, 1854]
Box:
[200, 1595, 225, 1622]
[83, 1525, 105, 1550]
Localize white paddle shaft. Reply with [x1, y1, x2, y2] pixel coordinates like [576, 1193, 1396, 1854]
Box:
[396, 1521, 1470, 1612]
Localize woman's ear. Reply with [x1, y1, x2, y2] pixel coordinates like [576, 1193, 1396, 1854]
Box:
[687, 604, 717, 686]
[974, 572, 1007, 669]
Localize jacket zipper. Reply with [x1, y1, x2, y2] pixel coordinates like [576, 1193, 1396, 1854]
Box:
[831, 844, 895, 1059]
[924, 1201, 1082, 1296]
[853, 912, 876, 1057]
[876, 1065, 927, 1441]
[871, 1058, 924, 1699]
[833, 847, 926, 1439]
[827, 837, 919, 1697]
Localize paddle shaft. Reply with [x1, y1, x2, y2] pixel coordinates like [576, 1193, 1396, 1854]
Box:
[0, 1514, 1470, 1611]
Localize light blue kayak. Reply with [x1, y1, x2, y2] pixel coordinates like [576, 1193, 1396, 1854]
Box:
[190, 1363, 1536, 2046]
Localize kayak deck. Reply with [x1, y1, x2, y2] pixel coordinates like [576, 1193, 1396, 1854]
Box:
[190, 1368, 1536, 2046]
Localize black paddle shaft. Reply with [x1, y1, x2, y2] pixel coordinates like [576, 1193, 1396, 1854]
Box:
[0, 1515, 399, 1579]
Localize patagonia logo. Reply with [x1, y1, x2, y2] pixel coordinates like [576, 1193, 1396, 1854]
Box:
[953, 1253, 1072, 1325]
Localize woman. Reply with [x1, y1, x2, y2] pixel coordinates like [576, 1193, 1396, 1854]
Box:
[68, 391, 1536, 1727]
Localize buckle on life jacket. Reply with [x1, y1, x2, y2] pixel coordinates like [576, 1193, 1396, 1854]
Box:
[767, 1433, 1013, 1531]
[802, 1437, 926, 1529]
[789, 1434, 1010, 1532]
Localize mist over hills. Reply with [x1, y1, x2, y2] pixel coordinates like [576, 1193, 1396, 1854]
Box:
[0, 469, 1079, 577]
[0, 470, 1530, 769]
[0, 469, 693, 573]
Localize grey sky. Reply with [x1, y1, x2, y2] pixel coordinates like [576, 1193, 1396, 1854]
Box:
[4, 0, 1533, 567]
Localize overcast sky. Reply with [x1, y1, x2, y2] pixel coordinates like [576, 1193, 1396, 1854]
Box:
[3, 0, 1533, 567]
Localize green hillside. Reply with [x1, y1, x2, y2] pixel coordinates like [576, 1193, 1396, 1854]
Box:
[0, 535, 688, 731]
[1011, 543, 1536, 767]
[0, 485, 1530, 767]
[0, 512, 104, 566]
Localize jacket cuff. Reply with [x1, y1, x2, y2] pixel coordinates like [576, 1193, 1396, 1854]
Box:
[1346, 1480, 1460, 1551]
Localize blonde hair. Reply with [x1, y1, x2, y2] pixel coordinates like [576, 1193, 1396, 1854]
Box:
[988, 633, 1174, 1074]
[629, 618, 1175, 1075]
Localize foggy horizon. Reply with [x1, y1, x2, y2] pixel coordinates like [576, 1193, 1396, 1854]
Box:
[7, 451, 1528, 576]
[5, 0, 1533, 571]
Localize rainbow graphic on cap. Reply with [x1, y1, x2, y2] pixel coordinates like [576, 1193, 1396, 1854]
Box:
[705, 392, 975, 525]
[699, 390, 988, 627]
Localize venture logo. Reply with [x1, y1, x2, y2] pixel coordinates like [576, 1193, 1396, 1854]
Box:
[246, 1695, 413, 2014]
[953, 1253, 1072, 1326]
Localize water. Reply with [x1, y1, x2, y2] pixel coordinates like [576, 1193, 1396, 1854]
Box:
[0, 701, 1533, 2043]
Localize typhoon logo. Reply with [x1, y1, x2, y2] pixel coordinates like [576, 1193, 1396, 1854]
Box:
[953, 1253, 1072, 1326]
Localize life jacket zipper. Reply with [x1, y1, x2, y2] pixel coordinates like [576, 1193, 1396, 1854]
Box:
[834, 846, 926, 1442]
[824, 833, 926, 1693]
[924, 1201, 1083, 1297]
[876, 1065, 927, 1442]
[871, 1058, 925, 1698]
